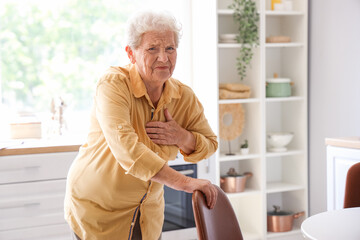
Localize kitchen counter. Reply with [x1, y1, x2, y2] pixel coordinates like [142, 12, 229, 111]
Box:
[325, 136, 360, 149]
[0, 137, 83, 156]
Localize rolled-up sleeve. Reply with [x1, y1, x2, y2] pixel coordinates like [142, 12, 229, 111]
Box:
[95, 74, 166, 182]
[180, 88, 218, 162]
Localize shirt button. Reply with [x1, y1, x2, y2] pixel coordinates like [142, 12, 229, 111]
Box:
[117, 124, 123, 130]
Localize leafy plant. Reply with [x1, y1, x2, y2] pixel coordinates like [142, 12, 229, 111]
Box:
[241, 139, 248, 148]
[229, 0, 259, 80]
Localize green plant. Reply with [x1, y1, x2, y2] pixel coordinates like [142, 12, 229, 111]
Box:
[241, 139, 248, 148]
[229, 0, 259, 80]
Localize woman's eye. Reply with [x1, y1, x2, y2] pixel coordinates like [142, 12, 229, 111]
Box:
[148, 47, 156, 51]
[166, 47, 175, 51]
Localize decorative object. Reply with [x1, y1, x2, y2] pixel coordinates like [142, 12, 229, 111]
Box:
[229, 0, 259, 80]
[267, 132, 294, 152]
[220, 168, 253, 193]
[283, 0, 293, 11]
[10, 112, 42, 139]
[10, 122, 42, 139]
[271, 0, 282, 10]
[266, 73, 292, 97]
[219, 83, 251, 99]
[274, 3, 285, 11]
[266, 35, 291, 43]
[50, 97, 68, 136]
[219, 103, 245, 155]
[240, 139, 249, 154]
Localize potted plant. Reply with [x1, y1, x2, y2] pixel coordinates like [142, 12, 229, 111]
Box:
[229, 0, 259, 80]
[240, 139, 249, 154]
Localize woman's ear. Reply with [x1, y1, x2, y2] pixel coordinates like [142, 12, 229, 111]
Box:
[125, 46, 136, 64]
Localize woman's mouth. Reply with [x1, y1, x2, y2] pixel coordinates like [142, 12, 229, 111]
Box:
[155, 66, 169, 70]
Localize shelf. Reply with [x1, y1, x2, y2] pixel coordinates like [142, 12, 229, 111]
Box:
[226, 189, 261, 198]
[219, 97, 304, 104]
[219, 9, 304, 17]
[219, 152, 261, 162]
[267, 228, 302, 239]
[266, 150, 303, 158]
[217, 9, 233, 15]
[219, 98, 260, 104]
[265, 42, 304, 48]
[215, 1, 308, 239]
[265, 96, 304, 102]
[218, 9, 261, 16]
[218, 43, 241, 48]
[265, 11, 304, 16]
[266, 182, 304, 193]
[218, 43, 259, 48]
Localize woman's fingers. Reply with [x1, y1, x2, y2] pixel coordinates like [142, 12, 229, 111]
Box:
[207, 184, 218, 209]
[196, 180, 217, 209]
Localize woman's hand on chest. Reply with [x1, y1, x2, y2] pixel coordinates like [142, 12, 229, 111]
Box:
[145, 108, 195, 154]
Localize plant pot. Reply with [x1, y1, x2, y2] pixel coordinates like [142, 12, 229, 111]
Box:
[220, 168, 253, 193]
[240, 148, 249, 155]
[266, 78, 292, 97]
[267, 205, 305, 232]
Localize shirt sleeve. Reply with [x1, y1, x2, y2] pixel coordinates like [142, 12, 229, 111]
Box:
[179, 88, 218, 162]
[95, 74, 166, 182]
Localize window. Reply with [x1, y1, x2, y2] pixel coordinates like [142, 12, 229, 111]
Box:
[0, 0, 192, 138]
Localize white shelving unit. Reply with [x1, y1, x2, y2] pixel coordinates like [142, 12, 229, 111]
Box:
[215, 0, 308, 239]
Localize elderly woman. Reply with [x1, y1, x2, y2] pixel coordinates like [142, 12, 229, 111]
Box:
[64, 10, 218, 240]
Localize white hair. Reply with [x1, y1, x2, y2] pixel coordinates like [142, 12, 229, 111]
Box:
[126, 10, 182, 49]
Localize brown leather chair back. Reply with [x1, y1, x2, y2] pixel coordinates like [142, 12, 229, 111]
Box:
[344, 162, 360, 208]
[192, 185, 243, 240]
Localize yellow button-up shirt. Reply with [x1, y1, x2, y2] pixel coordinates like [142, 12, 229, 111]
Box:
[64, 64, 218, 240]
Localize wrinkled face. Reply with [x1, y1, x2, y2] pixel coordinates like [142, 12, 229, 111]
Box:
[126, 31, 177, 87]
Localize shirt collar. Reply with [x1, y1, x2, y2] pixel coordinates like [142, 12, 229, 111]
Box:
[129, 64, 181, 104]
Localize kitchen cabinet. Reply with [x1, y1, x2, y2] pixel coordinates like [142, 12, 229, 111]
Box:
[0, 151, 78, 240]
[215, 0, 308, 239]
[326, 137, 360, 211]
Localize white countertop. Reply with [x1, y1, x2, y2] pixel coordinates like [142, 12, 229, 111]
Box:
[0, 135, 84, 156]
[325, 137, 360, 149]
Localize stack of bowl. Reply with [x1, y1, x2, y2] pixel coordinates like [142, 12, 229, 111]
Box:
[219, 34, 239, 43]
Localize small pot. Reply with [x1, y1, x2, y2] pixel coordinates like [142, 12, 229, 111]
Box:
[266, 78, 292, 97]
[220, 168, 253, 193]
[267, 205, 305, 232]
[240, 148, 249, 155]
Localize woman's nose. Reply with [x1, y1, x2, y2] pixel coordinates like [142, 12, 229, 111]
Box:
[157, 49, 168, 62]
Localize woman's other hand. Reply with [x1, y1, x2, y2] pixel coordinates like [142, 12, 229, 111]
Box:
[184, 178, 218, 209]
[152, 164, 218, 209]
[146, 108, 195, 154]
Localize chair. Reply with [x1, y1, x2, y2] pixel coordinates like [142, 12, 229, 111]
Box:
[344, 162, 360, 208]
[192, 185, 243, 240]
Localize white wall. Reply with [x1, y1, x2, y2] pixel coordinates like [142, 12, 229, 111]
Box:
[309, 0, 360, 215]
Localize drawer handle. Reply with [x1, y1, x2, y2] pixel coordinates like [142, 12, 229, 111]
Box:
[24, 166, 41, 170]
[0, 202, 41, 209]
[0, 166, 40, 172]
[24, 202, 41, 208]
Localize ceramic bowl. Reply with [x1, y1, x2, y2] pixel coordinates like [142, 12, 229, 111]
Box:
[219, 34, 239, 43]
[267, 132, 294, 152]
